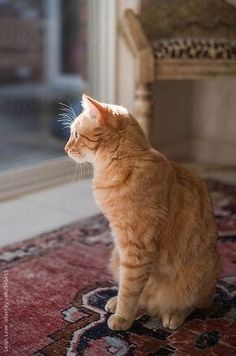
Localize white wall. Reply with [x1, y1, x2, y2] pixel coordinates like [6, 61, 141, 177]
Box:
[150, 81, 194, 161]
[149, 78, 236, 165]
[191, 78, 236, 165]
[116, 0, 236, 165]
[190, 0, 236, 165]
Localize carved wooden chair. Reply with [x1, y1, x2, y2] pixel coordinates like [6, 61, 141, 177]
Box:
[121, 0, 236, 137]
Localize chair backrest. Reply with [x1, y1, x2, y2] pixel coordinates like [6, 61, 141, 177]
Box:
[139, 0, 236, 42]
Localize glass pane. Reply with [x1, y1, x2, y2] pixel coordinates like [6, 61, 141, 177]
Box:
[0, 0, 88, 171]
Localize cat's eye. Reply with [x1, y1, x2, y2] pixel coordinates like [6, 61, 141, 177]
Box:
[75, 131, 78, 138]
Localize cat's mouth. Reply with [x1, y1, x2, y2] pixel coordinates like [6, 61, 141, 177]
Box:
[67, 150, 85, 161]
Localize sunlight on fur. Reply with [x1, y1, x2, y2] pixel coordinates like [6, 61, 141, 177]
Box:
[64, 94, 219, 331]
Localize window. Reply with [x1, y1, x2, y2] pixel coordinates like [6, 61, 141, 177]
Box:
[0, 0, 88, 171]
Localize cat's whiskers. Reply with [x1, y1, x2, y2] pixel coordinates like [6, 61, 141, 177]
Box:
[58, 121, 73, 128]
[74, 162, 80, 179]
[73, 162, 90, 180]
[68, 99, 77, 119]
[58, 113, 74, 124]
[61, 126, 71, 131]
[58, 118, 73, 125]
[59, 102, 76, 120]
[59, 109, 74, 121]
[81, 162, 85, 178]
[57, 101, 77, 130]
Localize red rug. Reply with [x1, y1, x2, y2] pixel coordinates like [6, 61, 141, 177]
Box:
[0, 180, 235, 355]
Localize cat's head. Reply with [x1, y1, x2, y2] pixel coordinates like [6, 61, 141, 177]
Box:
[64, 94, 148, 164]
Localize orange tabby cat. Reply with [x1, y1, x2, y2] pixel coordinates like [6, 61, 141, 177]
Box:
[65, 94, 219, 331]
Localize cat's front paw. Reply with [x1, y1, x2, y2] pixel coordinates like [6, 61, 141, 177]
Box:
[108, 314, 133, 331]
[105, 296, 117, 313]
[162, 312, 185, 330]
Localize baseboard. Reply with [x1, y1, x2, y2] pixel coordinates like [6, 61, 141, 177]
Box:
[0, 157, 93, 202]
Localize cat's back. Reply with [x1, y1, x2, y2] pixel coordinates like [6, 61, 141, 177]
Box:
[169, 161, 217, 240]
[170, 161, 210, 201]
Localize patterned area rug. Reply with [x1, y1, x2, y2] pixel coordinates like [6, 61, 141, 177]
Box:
[0, 180, 235, 355]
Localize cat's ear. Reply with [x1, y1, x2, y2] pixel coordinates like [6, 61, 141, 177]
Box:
[82, 94, 107, 124]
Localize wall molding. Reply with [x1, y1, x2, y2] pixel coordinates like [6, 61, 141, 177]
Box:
[88, 0, 118, 102]
[88, 0, 140, 104]
[0, 158, 92, 202]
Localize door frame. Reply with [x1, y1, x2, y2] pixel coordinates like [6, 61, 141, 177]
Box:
[88, 0, 140, 103]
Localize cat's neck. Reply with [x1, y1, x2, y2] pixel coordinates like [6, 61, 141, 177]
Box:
[92, 131, 152, 187]
[93, 146, 151, 189]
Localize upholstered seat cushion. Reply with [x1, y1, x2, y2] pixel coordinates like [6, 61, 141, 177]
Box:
[153, 38, 236, 60]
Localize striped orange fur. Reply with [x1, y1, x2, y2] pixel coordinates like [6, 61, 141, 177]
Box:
[65, 94, 219, 331]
